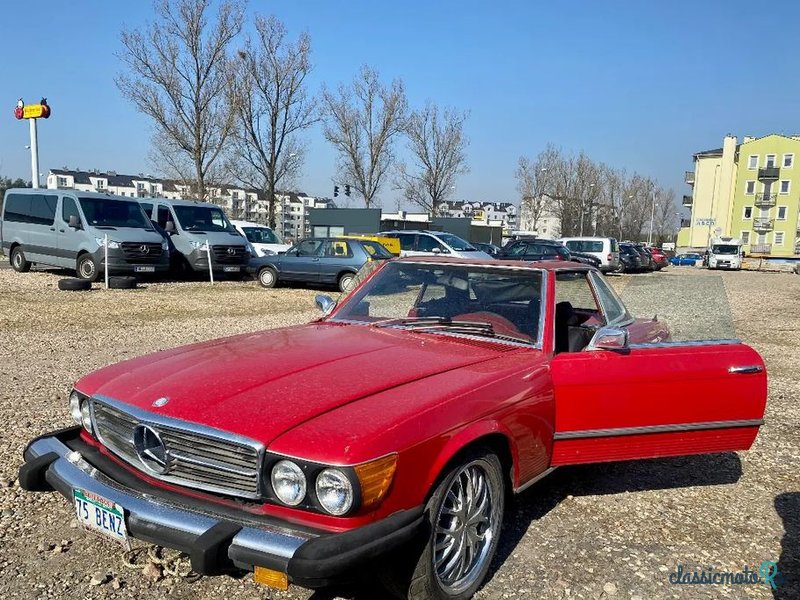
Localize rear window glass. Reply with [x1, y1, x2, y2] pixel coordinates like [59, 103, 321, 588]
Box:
[566, 240, 603, 253]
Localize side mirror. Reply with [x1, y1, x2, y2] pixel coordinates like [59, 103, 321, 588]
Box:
[586, 326, 629, 351]
[315, 294, 336, 316]
[165, 221, 176, 234]
[68, 215, 81, 229]
[431, 247, 441, 254]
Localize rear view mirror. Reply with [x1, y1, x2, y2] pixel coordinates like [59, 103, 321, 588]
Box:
[165, 221, 176, 234]
[68, 215, 81, 229]
[587, 326, 629, 351]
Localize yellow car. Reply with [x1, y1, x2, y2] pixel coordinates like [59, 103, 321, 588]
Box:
[341, 234, 400, 256]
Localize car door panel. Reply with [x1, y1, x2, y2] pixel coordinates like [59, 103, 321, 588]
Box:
[57, 196, 83, 268]
[280, 240, 323, 282]
[549, 342, 766, 465]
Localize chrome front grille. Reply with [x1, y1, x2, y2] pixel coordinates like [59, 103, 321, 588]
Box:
[91, 398, 263, 499]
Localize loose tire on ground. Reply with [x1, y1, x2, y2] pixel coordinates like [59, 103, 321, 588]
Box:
[58, 278, 92, 291]
[10, 246, 32, 272]
[381, 448, 505, 600]
[108, 276, 138, 290]
[258, 267, 278, 288]
[76, 254, 101, 282]
[338, 271, 356, 293]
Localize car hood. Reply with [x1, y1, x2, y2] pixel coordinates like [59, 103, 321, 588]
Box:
[253, 242, 291, 255]
[76, 322, 510, 445]
[95, 227, 165, 244]
[183, 230, 247, 245]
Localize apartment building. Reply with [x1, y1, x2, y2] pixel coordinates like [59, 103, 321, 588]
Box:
[439, 200, 519, 232]
[678, 134, 800, 256]
[45, 169, 334, 239]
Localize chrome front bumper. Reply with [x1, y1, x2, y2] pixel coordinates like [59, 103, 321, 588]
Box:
[19, 428, 424, 587]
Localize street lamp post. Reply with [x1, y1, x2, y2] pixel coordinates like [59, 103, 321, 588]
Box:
[648, 190, 657, 245]
[579, 183, 595, 236]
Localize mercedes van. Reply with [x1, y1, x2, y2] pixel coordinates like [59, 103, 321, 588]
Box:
[1, 189, 168, 280]
[557, 236, 620, 273]
[139, 199, 249, 275]
[230, 220, 290, 257]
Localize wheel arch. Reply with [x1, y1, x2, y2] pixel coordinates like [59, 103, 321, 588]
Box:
[422, 423, 518, 505]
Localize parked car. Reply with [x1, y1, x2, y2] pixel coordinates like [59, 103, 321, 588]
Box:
[472, 242, 502, 257]
[140, 199, 249, 276]
[2, 188, 169, 281]
[248, 237, 394, 291]
[670, 253, 703, 266]
[500, 238, 598, 267]
[557, 237, 620, 273]
[618, 243, 644, 273]
[380, 230, 492, 259]
[231, 220, 291, 257]
[648, 247, 669, 270]
[19, 257, 766, 599]
[341, 234, 401, 256]
[631, 244, 655, 271]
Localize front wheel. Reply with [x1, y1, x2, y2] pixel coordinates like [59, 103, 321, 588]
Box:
[384, 449, 505, 600]
[258, 267, 278, 288]
[10, 246, 31, 272]
[76, 254, 101, 282]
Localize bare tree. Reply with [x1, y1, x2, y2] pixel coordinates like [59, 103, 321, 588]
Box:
[395, 104, 469, 216]
[652, 188, 679, 244]
[229, 15, 317, 228]
[516, 145, 561, 233]
[117, 0, 244, 200]
[322, 66, 407, 207]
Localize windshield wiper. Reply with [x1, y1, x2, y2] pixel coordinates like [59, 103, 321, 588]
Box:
[374, 316, 531, 344]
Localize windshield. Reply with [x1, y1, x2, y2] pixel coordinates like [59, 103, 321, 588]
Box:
[173, 205, 232, 232]
[436, 233, 476, 251]
[711, 244, 739, 255]
[78, 197, 151, 229]
[333, 262, 543, 344]
[241, 226, 283, 244]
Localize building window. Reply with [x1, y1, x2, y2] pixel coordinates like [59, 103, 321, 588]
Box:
[748, 155, 758, 169]
[779, 180, 791, 194]
[765, 154, 777, 168]
[743, 206, 753, 219]
[745, 181, 755, 195]
[783, 154, 794, 168]
[777, 206, 788, 220]
[231, 191, 240, 200]
[57, 176, 68, 187]
[774, 231, 785, 246]
[95, 179, 105, 189]
[741, 231, 750, 244]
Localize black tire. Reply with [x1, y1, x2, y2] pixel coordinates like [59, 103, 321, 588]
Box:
[338, 271, 356, 293]
[58, 278, 92, 291]
[258, 267, 278, 288]
[76, 254, 101, 282]
[10, 246, 31, 273]
[382, 448, 505, 600]
[108, 276, 138, 290]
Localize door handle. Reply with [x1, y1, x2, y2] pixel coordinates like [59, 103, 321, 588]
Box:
[59, 229, 65, 233]
[49, 227, 56, 231]
[728, 365, 763, 374]
[312, 258, 320, 262]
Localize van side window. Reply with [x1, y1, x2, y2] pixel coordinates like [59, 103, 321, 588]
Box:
[62, 197, 81, 225]
[157, 206, 173, 228]
[397, 234, 415, 251]
[2, 194, 30, 223]
[140, 203, 153, 218]
[417, 235, 445, 253]
[8, 193, 58, 225]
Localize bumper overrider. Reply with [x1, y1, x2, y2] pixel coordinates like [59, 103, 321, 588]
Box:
[19, 427, 424, 589]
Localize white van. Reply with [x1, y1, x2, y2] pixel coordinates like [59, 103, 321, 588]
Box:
[557, 237, 620, 273]
[379, 230, 492, 260]
[230, 220, 291, 257]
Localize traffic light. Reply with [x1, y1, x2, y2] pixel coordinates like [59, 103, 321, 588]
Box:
[345, 184, 351, 197]
[334, 185, 339, 197]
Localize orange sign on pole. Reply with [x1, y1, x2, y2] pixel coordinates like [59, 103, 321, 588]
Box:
[14, 98, 51, 120]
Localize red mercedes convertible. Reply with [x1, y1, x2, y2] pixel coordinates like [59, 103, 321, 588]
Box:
[20, 257, 766, 599]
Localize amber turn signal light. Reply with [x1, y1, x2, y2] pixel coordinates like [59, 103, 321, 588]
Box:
[354, 454, 398, 510]
[253, 566, 289, 590]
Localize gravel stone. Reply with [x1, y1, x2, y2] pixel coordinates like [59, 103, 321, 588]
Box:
[0, 267, 797, 599]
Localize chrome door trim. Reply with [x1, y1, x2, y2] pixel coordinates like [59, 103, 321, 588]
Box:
[728, 365, 764, 374]
[554, 418, 764, 441]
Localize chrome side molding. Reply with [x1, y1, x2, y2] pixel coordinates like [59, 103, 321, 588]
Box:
[728, 365, 764, 375]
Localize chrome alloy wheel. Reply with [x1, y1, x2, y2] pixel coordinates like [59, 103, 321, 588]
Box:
[432, 462, 496, 594]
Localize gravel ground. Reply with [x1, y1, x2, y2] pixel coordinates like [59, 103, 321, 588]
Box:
[0, 266, 797, 599]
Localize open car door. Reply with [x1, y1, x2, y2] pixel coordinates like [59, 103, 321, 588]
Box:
[549, 340, 766, 466]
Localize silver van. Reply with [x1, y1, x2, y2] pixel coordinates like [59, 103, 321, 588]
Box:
[380, 230, 492, 260]
[557, 236, 620, 273]
[1, 188, 168, 280]
[139, 198, 249, 275]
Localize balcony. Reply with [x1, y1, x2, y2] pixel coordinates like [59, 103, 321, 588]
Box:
[753, 218, 774, 232]
[757, 166, 780, 180]
[682, 195, 693, 207]
[754, 193, 777, 208]
[751, 243, 771, 254]
[684, 171, 695, 185]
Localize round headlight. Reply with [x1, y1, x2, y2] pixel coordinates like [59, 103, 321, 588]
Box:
[316, 468, 354, 516]
[271, 460, 306, 506]
[69, 392, 83, 424]
[80, 401, 92, 432]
